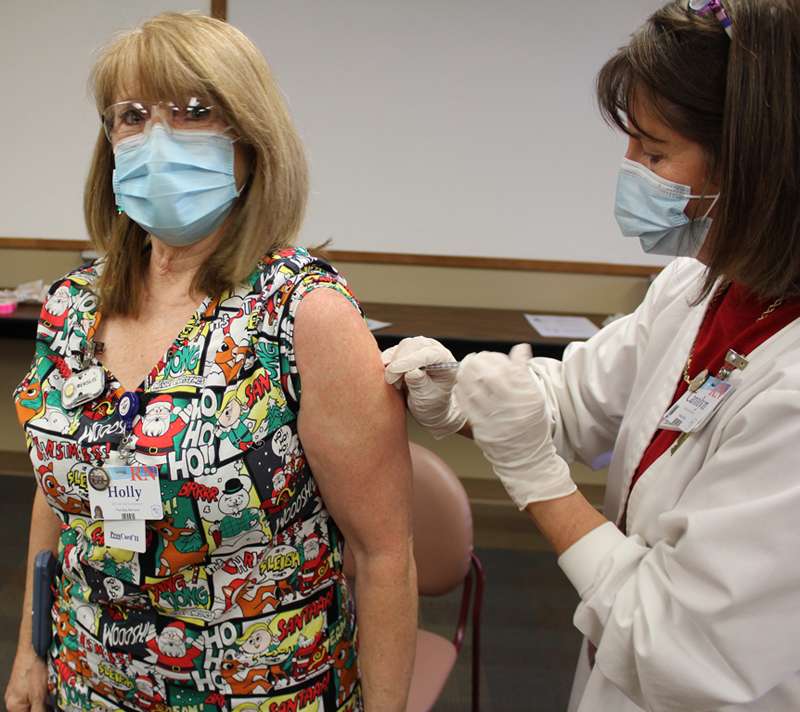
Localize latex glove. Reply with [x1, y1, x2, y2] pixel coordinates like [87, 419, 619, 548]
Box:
[382, 337, 467, 439]
[454, 343, 576, 508]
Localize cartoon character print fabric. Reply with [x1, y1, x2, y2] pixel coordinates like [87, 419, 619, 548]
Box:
[14, 248, 364, 711]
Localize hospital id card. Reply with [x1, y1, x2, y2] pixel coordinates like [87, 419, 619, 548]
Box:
[88, 464, 163, 522]
[659, 376, 734, 433]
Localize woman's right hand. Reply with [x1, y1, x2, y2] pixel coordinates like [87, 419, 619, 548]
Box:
[382, 336, 466, 439]
[5, 651, 49, 712]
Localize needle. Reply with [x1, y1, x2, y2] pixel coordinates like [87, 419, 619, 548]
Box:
[422, 362, 460, 371]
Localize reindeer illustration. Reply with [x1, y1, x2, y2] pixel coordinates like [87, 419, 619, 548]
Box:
[225, 573, 293, 618]
[151, 518, 208, 576]
[39, 465, 84, 514]
[220, 654, 273, 695]
[333, 639, 359, 705]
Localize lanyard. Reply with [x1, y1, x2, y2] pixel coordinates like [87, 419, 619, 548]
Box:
[116, 391, 140, 464]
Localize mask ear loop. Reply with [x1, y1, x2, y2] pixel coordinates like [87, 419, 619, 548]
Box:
[701, 193, 720, 220]
[680, 193, 719, 257]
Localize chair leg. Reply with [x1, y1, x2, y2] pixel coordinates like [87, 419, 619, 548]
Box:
[471, 552, 486, 712]
[453, 568, 474, 653]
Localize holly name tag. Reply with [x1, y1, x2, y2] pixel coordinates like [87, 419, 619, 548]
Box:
[88, 464, 163, 522]
[660, 376, 734, 433]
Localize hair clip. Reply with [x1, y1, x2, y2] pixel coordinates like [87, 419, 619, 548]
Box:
[688, 0, 734, 37]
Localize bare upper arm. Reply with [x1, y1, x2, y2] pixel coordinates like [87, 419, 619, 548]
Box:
[293, 288, 413, 557]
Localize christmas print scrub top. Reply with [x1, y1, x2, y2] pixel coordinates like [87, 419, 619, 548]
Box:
[14, 247, 364, 712]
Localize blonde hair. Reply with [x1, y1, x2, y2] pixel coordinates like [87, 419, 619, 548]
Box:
[84, 13, 308, 316]
[235, 622, 274, 646]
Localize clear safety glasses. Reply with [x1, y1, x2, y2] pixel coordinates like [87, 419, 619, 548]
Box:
[101, 97, 230, 144]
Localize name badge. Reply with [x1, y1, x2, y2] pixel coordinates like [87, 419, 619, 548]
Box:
[62, 366, 106, 409]
[660, 376, 734, 433]
[104, 519, 147, 553]
[88, 464, 163, 522]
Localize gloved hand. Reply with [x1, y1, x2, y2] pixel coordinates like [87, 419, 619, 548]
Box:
[382, 337, 467, 439]
[454, 343, 576, 509]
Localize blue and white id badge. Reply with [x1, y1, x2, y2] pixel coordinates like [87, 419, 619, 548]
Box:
[88, 455, 163, 553]
[660, 376, 735, 433]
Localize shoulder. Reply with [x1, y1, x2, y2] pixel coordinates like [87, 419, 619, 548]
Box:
[245, 246, 362, 336]
[248, 246, 354, 299]
[42, 259, 103, 305]
[292, 289, 380, 403]
[648, 257, 708, 304]
[753, 324, 800, 390]
[293, 287, 393, 417]
[294, 287, 368, 346]
[36, 259, 103, 339]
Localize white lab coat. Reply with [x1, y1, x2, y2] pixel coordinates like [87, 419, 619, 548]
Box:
[528, 258, 800, 711]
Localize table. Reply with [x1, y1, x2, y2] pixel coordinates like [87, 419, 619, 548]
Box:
[362, 302, 606, 360]
[1, 301, 607, 359]
[0, 302, 41, 340]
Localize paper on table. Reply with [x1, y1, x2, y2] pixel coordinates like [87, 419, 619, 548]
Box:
[366, 318, 393, 332]
[524, 314, 600, 339]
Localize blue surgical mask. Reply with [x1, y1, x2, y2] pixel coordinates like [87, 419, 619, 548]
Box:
[112, 124, 242, 246]
[614, 157, 719, 257]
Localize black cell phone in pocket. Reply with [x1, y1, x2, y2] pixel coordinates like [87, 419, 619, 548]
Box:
[32, 549, 56, 659]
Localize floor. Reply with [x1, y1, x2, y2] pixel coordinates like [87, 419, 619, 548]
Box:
[418, 546, 582, 711]
[0, 476, 582, 711]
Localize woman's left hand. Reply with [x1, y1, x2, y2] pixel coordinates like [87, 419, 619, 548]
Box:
[454, 343, 576, 508]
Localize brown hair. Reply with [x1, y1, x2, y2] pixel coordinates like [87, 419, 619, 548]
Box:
[598, 0, 800, 301]
[84, 12, 308, 316]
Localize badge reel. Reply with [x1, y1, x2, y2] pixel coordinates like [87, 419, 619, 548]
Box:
[88, 391, 162, 553]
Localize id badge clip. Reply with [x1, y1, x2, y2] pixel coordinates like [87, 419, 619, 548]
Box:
[62, 367, 105, 409]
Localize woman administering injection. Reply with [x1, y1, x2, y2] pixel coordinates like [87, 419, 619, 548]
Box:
[385, 1, 800, 709]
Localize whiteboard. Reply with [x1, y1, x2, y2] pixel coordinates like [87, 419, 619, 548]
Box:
[229, 0, 669, 267]
[0, 1, 207, 241]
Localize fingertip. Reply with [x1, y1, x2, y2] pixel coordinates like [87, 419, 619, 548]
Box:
[380, 346, 397, 365]
[384, 368, 402, 385]
[510, 342, 533, 364]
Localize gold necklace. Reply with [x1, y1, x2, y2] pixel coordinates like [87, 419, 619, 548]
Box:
[682, 296, 784, 391]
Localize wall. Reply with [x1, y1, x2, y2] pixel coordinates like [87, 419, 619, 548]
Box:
[227, 0, 667, 267]
[2, 0, 668, 272]
[0, 1, 206, 242]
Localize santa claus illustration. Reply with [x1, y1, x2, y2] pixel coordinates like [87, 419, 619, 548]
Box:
[132, 395, 189, 457]
[261, 468, 294, 515]
[145, 621, 202, 680]
[291, 630, 327, 681]
[299, 533, 330, 594]
[41, 283, 71, 333]
[133, 674, 166, 711]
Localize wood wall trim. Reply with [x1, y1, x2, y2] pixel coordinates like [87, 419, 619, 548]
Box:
[0, 237, 90, 251]
[210, 0, 227, 21]
[325, 250, 658, 277]
[0, 237, 658, 277]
